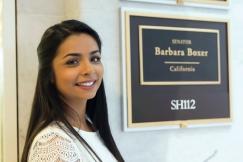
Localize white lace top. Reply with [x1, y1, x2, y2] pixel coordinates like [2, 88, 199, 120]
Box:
[27, 122, 117, 162]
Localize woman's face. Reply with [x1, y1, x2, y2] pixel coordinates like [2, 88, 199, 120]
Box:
[52, 33, 103, 104]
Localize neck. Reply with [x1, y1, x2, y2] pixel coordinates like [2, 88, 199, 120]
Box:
[64, 98, 94, 132]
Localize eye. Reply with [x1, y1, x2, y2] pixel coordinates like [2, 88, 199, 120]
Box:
[91, 56, 101, 63]
[65, 58, 80, 66]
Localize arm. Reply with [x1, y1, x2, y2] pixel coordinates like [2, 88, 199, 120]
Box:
[27, 130, 83, 162]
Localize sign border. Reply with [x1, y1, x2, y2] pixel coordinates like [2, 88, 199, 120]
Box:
[139, 25, 221, 85]
[124, 0, 229, 9]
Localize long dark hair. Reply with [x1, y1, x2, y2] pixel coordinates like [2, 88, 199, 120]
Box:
[21, 20, 124, 162]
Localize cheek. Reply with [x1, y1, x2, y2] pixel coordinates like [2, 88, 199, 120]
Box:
[54, 69, 76, 89]
[97, 65, 104, 78]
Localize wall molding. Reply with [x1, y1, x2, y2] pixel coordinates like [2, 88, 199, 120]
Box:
[2, 0, 18, 161]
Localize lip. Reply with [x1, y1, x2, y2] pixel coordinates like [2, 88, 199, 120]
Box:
[75, 80, 97, 90]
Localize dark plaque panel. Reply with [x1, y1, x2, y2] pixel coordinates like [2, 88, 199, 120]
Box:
[141, 27, 219, 83]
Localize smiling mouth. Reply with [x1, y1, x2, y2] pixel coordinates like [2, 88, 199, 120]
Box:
[75, 81, 96, 87]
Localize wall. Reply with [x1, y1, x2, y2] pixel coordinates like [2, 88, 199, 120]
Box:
[15, 0, 243, 162]
[17, 0, 83, 158]
[0, 0, 3, 160]
[17, 0, 66, 157]
[79, 1, 243, 162]
[1, 0, 17, 161]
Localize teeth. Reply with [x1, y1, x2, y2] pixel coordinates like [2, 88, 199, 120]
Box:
[77, 81, 94, 86]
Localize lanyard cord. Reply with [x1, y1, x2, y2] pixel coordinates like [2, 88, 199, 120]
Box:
[56, 121, 103, 162]
[76, 133, 103, 162]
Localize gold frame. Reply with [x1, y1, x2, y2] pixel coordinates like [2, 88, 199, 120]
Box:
[182, 0, 229, 6]
[139, 25, 221, 85]
[124, 10, 232, 129]
[126, 0, 229, 7]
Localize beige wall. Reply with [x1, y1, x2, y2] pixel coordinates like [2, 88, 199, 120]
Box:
[0, 0, 3, 160]
[1, 0, 17, 161]
[70, 1, 243, 161]
[17, 0, 81, 159]
[17, 0, 65, 159]
[2, 0, 243, 161]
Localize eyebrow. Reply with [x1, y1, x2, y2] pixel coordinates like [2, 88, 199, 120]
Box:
[62, 50, 100, 59]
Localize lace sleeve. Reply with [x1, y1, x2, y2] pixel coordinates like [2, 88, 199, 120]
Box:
[28, 131, 83, 162]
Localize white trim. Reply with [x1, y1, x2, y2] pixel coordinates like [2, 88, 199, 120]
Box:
[120, 8, 128, 132]
[124, 0, 229, 10]
[2, 0, 18, 161]
[125, 0, 176, 5]
[0, 0, 4, 159]
[0, 48, 3, 162]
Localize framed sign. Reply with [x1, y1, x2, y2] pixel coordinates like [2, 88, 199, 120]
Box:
[121, 10, 231, 131]
[124, 0, 229, 9]
[182, 0, 229, 8]
[124, 0, 175, 5]
[183, 0, 228, 5]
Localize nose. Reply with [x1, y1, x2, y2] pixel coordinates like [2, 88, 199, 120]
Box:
[80, 59, 94, 76]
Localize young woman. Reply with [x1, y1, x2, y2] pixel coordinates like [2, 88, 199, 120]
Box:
[21, 20, 124, 162]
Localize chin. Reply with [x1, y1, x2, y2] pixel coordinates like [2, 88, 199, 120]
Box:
[81, 93, 97, 100]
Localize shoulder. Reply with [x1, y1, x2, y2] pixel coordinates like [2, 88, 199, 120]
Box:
[27, 122, 83, 162]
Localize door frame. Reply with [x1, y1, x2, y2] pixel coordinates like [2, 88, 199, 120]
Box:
[1, 0, 18, 161]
